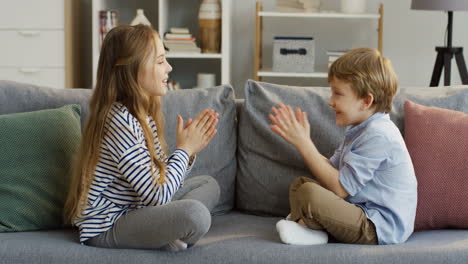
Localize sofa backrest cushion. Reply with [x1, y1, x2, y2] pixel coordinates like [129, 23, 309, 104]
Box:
[163, 86, 237, 214]
[0, 80, 92, 127]
[391, 86, 468, 135]
[237, 80, 345, 216]
[237, 80, 468, 216]
[0, 81, 237, 215]
[405, 100, 468, 231]
[0, 105, 81, 232]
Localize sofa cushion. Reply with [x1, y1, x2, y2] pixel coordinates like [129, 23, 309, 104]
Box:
[405, 100, 468, 231]
[0, 105, 81, 232]
[237, 80, 345, 216]
[2, 211, 468, 264]
[163, 85, 237, 214]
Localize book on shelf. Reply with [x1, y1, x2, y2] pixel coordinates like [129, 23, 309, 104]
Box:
[170, 27, 190, 34]
[164, 33, 194, 40]
[164, 27, 201, 53]
[165, 45, 201, 53]
[99, 10, 119, 48]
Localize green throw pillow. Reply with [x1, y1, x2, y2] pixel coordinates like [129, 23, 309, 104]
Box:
[0, 104, 81, 232]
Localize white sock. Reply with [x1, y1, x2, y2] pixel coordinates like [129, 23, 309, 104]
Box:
[276, 219, 328, 245]
[163, 239, 188, 252]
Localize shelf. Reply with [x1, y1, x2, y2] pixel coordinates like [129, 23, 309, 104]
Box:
[166, 52, 222, 59]
[258, 68, 328, 78]
[254, 2, 384, 81]
[259, 11, 380, 19]
[91, 0, 231, 88]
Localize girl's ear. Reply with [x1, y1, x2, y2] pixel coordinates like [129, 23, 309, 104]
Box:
[361, 93, 374, 110]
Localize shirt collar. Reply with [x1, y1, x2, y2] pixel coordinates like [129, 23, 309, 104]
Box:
[345, 112, 388, 139]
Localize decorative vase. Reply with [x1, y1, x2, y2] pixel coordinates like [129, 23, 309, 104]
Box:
[341, 0, 366, 14]
[198, 0, 221, 53]
[130, 9, 151, 26]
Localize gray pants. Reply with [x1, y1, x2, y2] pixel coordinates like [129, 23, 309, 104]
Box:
[85, 175, 220, 249]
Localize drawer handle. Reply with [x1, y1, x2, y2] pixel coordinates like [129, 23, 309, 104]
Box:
[19, 68, 40, 73]
[18, 31, 41, 37]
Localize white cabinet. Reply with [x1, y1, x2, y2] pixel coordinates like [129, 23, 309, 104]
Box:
[0, 0, 76, 88]
[254, 1, 383, 81]
[91, 0, 231, 89]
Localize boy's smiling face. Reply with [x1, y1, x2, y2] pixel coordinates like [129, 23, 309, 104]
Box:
[327, 77, 374, 127]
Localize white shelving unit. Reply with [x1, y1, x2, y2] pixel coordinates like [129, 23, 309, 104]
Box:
[91, 0, 231, 88]
[254, 2, 383, 81]
[158, 0, 231, 88]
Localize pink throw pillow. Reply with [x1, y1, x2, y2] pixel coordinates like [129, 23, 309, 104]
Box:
[404, 100, 468, 231]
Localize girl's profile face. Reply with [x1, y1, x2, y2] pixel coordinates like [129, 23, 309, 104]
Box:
[141, 35, 172, 96]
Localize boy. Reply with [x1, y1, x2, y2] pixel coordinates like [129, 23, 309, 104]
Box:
[269, 48, 417, 245]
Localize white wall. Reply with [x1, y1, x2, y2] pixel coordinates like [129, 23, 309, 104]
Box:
[231, 0, 468, 97]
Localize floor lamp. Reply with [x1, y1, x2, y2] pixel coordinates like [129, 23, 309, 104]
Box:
[411, 0, 468, 86]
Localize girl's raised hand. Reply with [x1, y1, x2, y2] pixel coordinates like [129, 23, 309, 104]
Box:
[269, 103, 310, 148]
[176, 109, 219, 157]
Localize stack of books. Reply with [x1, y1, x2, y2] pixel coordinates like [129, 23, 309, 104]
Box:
[164, 27, 201, 53]
[99, 10, 119, 48]
[327, 50, 348, 68]
[276, 0, 321, 13]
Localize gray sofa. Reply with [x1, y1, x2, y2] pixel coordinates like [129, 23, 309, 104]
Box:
[1, 79, 468, 264]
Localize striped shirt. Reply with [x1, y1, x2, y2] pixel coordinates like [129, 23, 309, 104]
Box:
[75, 103, 193, 243]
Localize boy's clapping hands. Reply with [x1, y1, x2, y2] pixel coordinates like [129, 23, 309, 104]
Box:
[269, 103, 311, 148]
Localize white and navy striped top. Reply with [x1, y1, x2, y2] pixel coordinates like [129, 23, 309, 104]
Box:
[75, 103, 193, 243]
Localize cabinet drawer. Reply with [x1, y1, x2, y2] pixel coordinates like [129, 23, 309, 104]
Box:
[0, 0, 64, 29]
[0, 30, 64, 67]
[0, 67, 65, 88]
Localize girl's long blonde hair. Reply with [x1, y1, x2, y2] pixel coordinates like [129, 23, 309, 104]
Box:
[64, 24, 168, 224]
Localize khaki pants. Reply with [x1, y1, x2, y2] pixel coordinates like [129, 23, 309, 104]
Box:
[289, 176, 378, 245]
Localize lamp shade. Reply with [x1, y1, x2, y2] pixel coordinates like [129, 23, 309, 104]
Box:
[411, 0, 468, 11]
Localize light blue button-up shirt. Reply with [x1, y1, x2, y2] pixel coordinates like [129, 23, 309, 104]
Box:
[329, 112, 417, 245]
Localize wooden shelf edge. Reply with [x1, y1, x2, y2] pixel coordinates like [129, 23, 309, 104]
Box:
[259, 11, 380, 19]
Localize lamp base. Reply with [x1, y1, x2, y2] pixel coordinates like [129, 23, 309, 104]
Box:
[430, 46, 468, 86]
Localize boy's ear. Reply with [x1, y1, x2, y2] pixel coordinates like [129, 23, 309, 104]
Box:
[361, 93, 374, 110]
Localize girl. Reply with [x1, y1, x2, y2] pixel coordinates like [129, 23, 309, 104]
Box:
[64, 24, 221, 251]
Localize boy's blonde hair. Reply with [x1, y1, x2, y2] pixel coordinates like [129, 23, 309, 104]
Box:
[328, 48, 398, 113]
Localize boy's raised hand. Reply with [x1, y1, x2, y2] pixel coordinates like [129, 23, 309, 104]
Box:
[269, 104, 311, 148]
[176, 109, 219, 157]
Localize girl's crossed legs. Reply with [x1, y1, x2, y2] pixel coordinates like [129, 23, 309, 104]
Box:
[86, 175, 220, 249]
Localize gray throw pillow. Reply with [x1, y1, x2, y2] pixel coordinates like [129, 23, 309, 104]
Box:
[163, 85, 237, 214]
[236, 80, 345, 216]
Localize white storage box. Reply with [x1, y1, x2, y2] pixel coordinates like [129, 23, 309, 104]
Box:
[273, 36, 315, 73]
